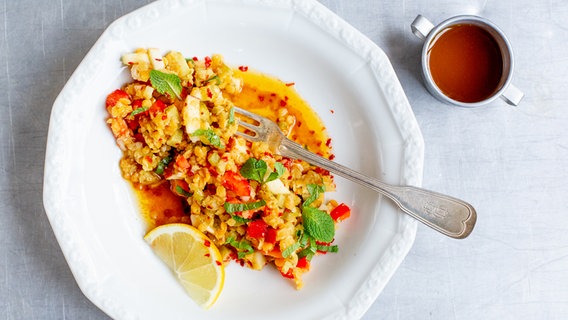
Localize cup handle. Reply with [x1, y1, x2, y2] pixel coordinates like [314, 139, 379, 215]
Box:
[501, 84, 524, 106]
[411, 15, 435, 40]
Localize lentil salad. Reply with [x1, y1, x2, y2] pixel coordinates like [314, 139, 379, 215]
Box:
[105, 48, 351, 289]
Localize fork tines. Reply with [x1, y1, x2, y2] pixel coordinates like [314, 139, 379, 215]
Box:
[233, 107, 262, 142]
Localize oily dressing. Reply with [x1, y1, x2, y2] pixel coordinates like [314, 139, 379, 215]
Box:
[230, 69, 331, 158]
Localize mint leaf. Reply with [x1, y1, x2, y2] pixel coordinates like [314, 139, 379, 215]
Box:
[266, 162, 285, 183]
[282, 231, 310, 258]
[274, 162, 285, 176]
[240, 158, 267, 183]
[303, 183, 325, 207]
[282, 232, 303, 258]
[302, 206, 335, 242]
[149, 69, 182, 100]
[282, 241, 301, 258]
[297, 235, 317, 260]
[226, 236, 254, 259]
[192, 129, 224, 148]
[131, 106, 149, 116]
[224, 199, 266, 213]
[241, 158, 285, 184]
[231, 215, 252, 224]
[316, 243, 339, 253]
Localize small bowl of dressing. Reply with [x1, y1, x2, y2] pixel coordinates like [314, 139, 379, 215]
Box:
[411, 15, 523, 107]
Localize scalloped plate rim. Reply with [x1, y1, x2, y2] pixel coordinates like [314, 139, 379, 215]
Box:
[43, 0, 424, 319]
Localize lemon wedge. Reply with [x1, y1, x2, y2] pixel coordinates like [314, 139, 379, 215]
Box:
[144, 223, 225, 309]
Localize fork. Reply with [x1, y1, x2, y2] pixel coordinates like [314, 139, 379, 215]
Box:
[234, 107, 477, 239]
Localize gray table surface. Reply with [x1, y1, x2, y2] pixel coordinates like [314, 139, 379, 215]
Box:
[2, 0, 567, 319]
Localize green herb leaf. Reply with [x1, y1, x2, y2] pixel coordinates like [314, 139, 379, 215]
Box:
[297, 237, 318, 261]
[274, 162, 285, 176]
[302, 206, 335, 243]
[205, 75, 220, 85]
[131, 106, 149, 116]
[266, 162, 285, 183]
[282, 232, 310, 258]
[175, 185, 192, 198]
[154, 156, 172, 175]
[303, 183, 325, 208]
[240, 158, 285, 184]
[316, 243, 339, 253]
[224, 199, 266, 213]
[228, 107, 235, 125]
[192, 129, 224, 148]
[240, 158, 267, 183]
[226, 236, 254, 259]
[149, 69, 182, 100]
[231, 215, 252, 224]
[282, 242, 301, 258]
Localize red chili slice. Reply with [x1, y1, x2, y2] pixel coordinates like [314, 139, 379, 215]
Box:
[149, 100, 167, 116]
[265, 227, 277, 244]
[247, 219, 268, 239]
[222, 171, 251, 197]
[330, 203, 351, 221]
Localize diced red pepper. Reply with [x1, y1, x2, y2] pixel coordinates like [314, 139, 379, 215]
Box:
[280, 269, 294, 279]
[247, 219, 268, 239]
[330, 203, 351, 221]
[175, 155, 191, 171]
[149, 100, 167, 116]
[131, 99, 143, 109]
[126, 118, 139, 131]
[296, 256, 309, 269]
[133, 132, 144, 142]
[265, 227, 277, 244]
[106, 89, 130, 108]
[222, 171, 251, 197]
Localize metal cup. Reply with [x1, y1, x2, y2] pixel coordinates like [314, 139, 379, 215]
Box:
[411, 15, 524, 107]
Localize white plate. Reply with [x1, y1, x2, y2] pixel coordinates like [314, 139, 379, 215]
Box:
[43, 0, 424, 319]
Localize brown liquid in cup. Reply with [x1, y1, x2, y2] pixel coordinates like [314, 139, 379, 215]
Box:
[427, 24, 503, 103]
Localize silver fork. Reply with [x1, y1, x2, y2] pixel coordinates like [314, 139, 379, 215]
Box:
[234, 107, 477, 239]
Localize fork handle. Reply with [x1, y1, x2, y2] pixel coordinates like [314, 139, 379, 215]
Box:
[280, 138, 477, 239]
